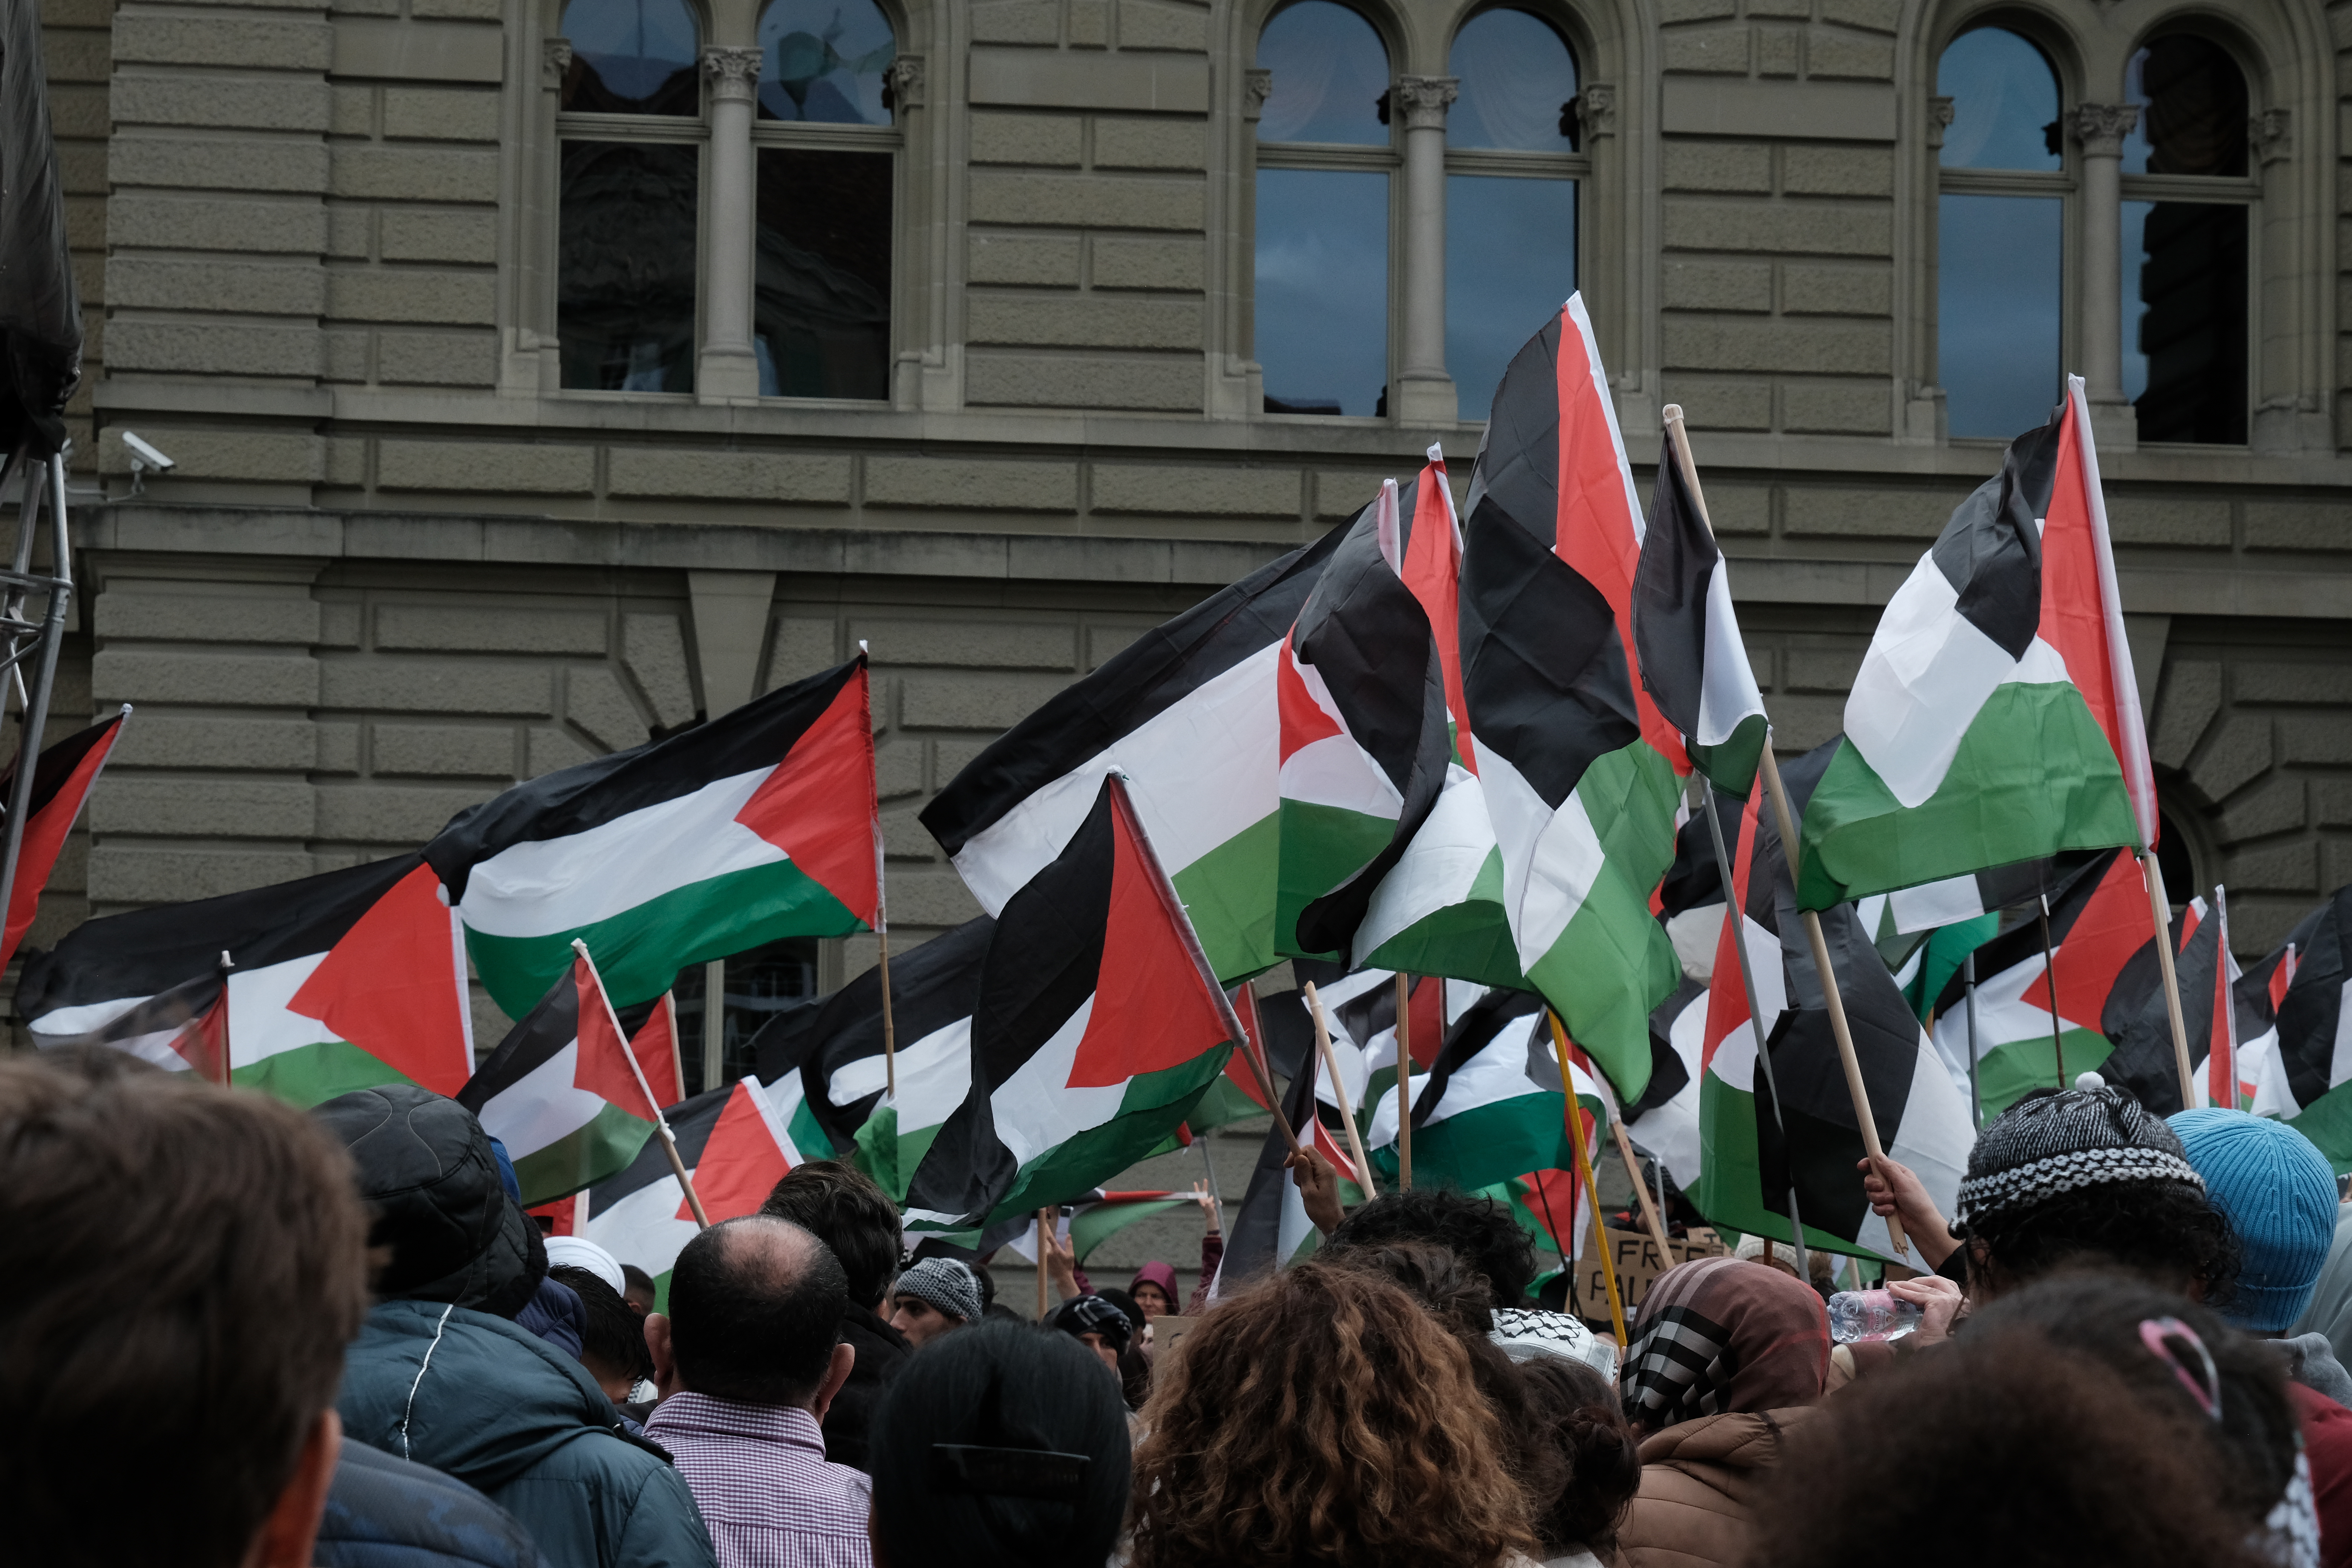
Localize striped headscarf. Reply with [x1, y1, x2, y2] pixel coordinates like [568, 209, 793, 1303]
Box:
[1619, 1255, 1830, 1433]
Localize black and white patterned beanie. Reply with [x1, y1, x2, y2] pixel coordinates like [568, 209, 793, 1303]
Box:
[1952, 1086, 2204, 1236]
[891, 1256, 983, 1323]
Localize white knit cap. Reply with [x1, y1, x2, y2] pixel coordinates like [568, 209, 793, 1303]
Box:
[544, 1236, 626, 1295]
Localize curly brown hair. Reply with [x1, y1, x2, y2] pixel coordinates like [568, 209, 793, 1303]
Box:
[1128, 1259, 1538, 1568]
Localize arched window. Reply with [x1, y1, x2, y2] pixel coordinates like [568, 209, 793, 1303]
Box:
[556, 0, 704, 392]
[1934, 27, 2064, 439]
[1444, 9, 1581, 422]
[752, 0, 898, 399]
[2120, 36, 2249, 444]
[1254, 2, 1391, 416]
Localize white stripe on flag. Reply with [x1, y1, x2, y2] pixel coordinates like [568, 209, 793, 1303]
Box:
[989, 997, 1129, 1171]
[582, 1172, 700, 1281]
[834, 1017, 972, 1140]
[1693, 560, 1766, 748]
[1889, 873, 1994, 934]
[1629, 997, 1707, 1191]
[458, 769, 790, 938]
[476, 1041, 605, 1160]
[1857, 1033, 1971, 1261]
[1479, 746, 1604, 972]
[228, 953, 340, 1067]
[1354, 763, 1495, 963]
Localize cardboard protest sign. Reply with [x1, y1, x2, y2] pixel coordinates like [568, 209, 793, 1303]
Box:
[1566, 1226, 1728, 1320]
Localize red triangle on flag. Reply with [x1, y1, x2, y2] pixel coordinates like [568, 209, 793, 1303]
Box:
[630, 993, 682, 1109]
[286, 862, 473, 1096]
[1276, 634, 1343, 763]
[734, 662, 880, 927]
[569, 951, 659, 1122]
[1065, 780, 1235, 1090]
[0, 712, 124, 968]
[678, 1079, 792, 1222]
[172, 986, 231, 1086]
[1400, 451, 1475, 773]
[1702, 776, 1766, 1071]
[2043, 856, 2155, 1028]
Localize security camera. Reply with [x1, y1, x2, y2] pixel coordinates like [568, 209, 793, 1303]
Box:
[121, 432, 175, 496]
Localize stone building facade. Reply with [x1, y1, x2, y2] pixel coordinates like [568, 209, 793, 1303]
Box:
[23, 0, 2352, 1068]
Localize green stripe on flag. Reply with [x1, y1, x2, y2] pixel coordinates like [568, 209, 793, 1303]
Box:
[234, 1040, 413, 1109]
[1798, 682, 2140, 911]
[1278, 799, 1400, 962]
[2289, 1084, 2352, 1176]
[1369, 1090, 1603, 1197]
[467, 858, 864, 1015]
[984, 1048, 1232, 1227]
[1169, 812, 1279, 986]
[1527, 743, 1682, 1098]
[1975, 1030, 2115, 1123]
[852, 1106, 950, 1205]
[1070, 1197, 1192, 1263]
[510, 1100, 660, 1209]
[1357, 846, 1528, 990]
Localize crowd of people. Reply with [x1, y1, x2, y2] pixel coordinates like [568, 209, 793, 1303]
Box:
[12, 1043, 2352, 1568]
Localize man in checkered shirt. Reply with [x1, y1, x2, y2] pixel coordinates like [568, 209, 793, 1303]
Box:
[645, 1216, 872, 1568]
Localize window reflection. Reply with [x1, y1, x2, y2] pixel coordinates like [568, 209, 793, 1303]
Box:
[1447, 9, 1576, 152]
[1256, 2, 1389, 147]
[1939, 193, 2060, 438]
[558, 141, 698, 392]
[755, 148, 893, 400]
[1257, 167, 1388, 415]
[1447, 175, 1573, 420]
[2122, 37, 2246, 177]
[560, 0, 701, 116]
[758, 0, 895, 125]
[1937, 28, 2061, 172]
[2122, 200, 2246, 443]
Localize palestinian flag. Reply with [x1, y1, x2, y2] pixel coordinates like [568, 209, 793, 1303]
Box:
[1275, 475, 1451, 963]
[1341, 448, 1526, 988]
[1919, 851, 2139, 1117]
[1365, 989, 1609, 1196]
[1796, 376, 2153, 910]
[1211, 1050, 1328, 1296]
[1169, 982, 1314, 1142]
[0, 706, 127, 968]
[458, 949, 684, 1207]
[997, 1190, 1202, 1269]
[1626, 976, 1707, 1192]
[2100, 884, 2236, 1117]
[427, 655, 880, 1015]
[1457, 293, 1686, 1098]
[922, 530, 1340, 986]
[902, 774, 1241, 1233]
[752, 915, 993, 1202]
[1632, 436, 1769, 795]
[2202, 891, 2242, 1111]
[19, 854, 473, 1105]
[1695, 747, 1972, 1262]
[2234, 888, 2352, 1170]
[1501, 1167, 1598, 1265]
[39, 959, 228, 1083]
[578, 1074, 804, 1310]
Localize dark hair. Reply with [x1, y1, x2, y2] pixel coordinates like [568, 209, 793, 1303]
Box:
[1965, 1179, 2240, 1309]
[551, 1264, 654, 1387]
[1327, 1186, 1536, 1308]
[1517, 1358, 1640, 1557]
[668, 1216, 848, 1405]
[620, 1263, 656, 1313]
[1751, 1321, 2267, 1568]
[1968, 1272, 2297, 1527]
[760, 1158, 903, 1309]
[0, 1051, 370, 1568]
[1093, 1288, 1153, 1410]
[870, 1321, 1132, 1568]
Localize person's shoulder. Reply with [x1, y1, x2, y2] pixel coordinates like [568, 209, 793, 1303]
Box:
[318, 1440, 553, 1568]
[1637, 1408, 1805, 1469]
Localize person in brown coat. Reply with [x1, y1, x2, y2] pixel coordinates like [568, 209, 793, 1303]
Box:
[1611, 1255, 1831, 1568]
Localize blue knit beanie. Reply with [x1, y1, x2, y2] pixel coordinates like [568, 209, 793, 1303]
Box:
[2169, 1109, 2338, 1332]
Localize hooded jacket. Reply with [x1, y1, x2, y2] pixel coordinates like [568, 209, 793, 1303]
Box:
[338, 1299, 716, 1568]
[317, 1439, 553, 1568]
[1614, 1405, 1818, 1568]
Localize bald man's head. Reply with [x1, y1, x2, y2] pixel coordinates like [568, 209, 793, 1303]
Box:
[666, 1215, 849, 1406]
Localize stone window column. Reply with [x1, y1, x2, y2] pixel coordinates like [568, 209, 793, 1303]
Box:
[1393, 74, 1458, 426]
[698, 46, 764, 400]
[2069, 104, 2140, 446]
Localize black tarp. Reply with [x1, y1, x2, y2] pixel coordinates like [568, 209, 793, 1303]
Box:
[0, 0, 84, 457]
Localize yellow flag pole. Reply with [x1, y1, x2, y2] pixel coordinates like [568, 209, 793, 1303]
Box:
[1550, 1010, 1626, 1349]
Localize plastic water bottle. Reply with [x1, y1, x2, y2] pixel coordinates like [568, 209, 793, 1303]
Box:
[1828, 1289, 1923, 1344]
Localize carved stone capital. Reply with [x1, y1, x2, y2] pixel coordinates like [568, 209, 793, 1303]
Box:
[2251, 107, 2291, 163]
[1392, 74, 1458, 131]
[541, 37, 573, 89]
[1575, 81, 1615, 141]
[884, 54, 923, 112]
[700, 46, 762, 103]
[1928, 95, 1954, 150]
[1243, 67, 1273, 122]
[2067, 103, 2139, 158]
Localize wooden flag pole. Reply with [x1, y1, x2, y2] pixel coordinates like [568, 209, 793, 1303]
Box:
[2037, 890, 2066, 1087]
[664, 989, 685, 1106]
[1753, 748, 1908, 1258]
[1612, 1118, 1673, 1257]
[1394, 973, 1415, 1191]
[2139, 850, 2197, 1107]
[1964, 951, 1984, 1130]
[573, 939, 708, 1228]
[1305, 980, 1377, 1200]
[1035, 1207, 1053, 1320]
[1550, 1010, 1626, 1348]
[876, 923, 898, 1099]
